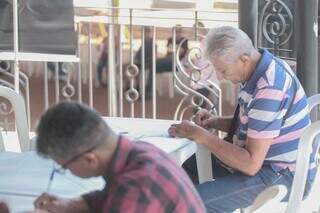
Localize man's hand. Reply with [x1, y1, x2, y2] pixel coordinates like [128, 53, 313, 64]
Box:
[168, 120, 207, 141]
[194, 109, 216, 129]
[0, 201, 9, 213]
[34, 193, 89, 213]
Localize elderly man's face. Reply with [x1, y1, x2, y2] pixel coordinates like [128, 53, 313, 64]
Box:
[211, 55, 249, 83]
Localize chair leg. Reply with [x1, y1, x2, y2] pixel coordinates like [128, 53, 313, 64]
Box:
[0, 131, 5, 152]
[168, 72, 174, 98]
[156, 74, 164, 97]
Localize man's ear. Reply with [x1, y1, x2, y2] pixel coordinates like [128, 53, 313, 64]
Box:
[239, 54, 250, 64]
[81, 153, 99, 167]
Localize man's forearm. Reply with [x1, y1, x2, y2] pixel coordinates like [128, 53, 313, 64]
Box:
[212, 116, 233, 132]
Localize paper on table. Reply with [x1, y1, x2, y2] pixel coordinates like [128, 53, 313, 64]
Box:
[121, 130, 171, 140]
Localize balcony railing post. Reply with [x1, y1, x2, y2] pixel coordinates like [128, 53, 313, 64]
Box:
[108, 24, 117, 117]
[13, 0, 19, 93]
[295, 0, 318, 97]
[108, 5, 118, 117]
[238, 0, 258, 47]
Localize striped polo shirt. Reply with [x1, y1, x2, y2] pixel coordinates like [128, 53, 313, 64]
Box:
[235, 49, 316, 180]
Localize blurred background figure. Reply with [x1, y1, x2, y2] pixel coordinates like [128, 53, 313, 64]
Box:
[47, 62, 67, 82]
[96, 27, 120, 88]
[96, 36, 108, 87]
[134, 27, 157, 99]
[156, 24, 189, 73]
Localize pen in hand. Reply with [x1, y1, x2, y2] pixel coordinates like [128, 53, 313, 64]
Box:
[46, 169, 55, 193]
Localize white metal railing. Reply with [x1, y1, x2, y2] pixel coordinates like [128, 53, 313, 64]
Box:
[0, 6, 238, 130]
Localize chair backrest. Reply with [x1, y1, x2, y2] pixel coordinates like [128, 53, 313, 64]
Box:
[307, 93, 320, 176]
[244, 185, 287, 213]
[308, 94, 320, 113]
[0, 85, 30, 152]
[285, 120, 320, 213]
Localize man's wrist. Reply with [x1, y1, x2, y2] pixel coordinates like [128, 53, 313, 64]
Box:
[209, 117, 218, 129]
[194, 128, 212, 145]
[68, 197, 90, 213]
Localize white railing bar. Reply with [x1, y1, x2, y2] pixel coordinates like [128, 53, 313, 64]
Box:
[0, 52, 79, 62]
[119, 26, 124, 117]
[172, 27, 177, 98]
[88, 23, 93, 108]
[44, 62, 49, 110]
[77, 23, 82, 103]
[13, 0, 19, 93]
[152, 26, 156, 119]
[108, 23, 117, 116]
[74, 6, 237, 14]
[129, 9, 135, 117]
[55, 62, 60, 104]
[141, 26, 146, 118]
[74, 15, 237, 23]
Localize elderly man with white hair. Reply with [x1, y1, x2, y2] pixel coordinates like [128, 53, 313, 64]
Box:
[169, 26, 316, 212]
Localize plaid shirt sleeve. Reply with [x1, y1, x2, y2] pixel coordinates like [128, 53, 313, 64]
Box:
[103, 179, 153, 213]
[82, 189, 107, 212]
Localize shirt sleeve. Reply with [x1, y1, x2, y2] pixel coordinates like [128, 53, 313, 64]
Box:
[82, 190, 107, 213]
[247, 87, 288, 139]
[103, 180, 152, 213]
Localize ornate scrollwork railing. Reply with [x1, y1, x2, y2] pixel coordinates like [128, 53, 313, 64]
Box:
[173, 31, 221, 121]
[258, 0, 294, 58]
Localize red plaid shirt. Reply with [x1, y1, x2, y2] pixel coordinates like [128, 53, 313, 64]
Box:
[82, 136, 206, 213]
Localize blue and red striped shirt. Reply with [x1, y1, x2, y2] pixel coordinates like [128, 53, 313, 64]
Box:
[82, 136, 206, 213]
[236, 49, 316, 180]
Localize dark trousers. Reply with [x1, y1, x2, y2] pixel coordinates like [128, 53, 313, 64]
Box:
[182, 154, 232, 184]
[97, 57, 108, 84]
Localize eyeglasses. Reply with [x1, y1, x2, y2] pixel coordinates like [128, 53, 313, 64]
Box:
[46, 145, 98, 192]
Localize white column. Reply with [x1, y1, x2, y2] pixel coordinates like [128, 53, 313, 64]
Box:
[108, 0, 118, 116]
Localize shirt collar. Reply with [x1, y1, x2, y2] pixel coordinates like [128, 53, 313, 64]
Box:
[242, 49, 273, 93]
[104, 136, 133, 181]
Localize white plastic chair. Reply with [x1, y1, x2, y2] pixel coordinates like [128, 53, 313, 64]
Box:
[0, 129, 5, 151]
[0, 85, 30, 152]
[285, 120, 320, 213]
[284, 94, 320, 213]
[244, 121, 320, 213]
[245, 94, 320, 213]
[307, 93, 320, 113]
[243, 185, 288, 213]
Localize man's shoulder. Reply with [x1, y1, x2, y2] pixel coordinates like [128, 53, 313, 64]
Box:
[256, 58, 295, 92]
[127, 141, 175, 169]
[121, 141, 183, 180]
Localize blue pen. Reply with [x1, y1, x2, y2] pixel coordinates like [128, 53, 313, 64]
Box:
[46, 168, 55, 192]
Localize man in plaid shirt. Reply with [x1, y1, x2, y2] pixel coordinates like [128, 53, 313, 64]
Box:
[32, 102, 205, 213]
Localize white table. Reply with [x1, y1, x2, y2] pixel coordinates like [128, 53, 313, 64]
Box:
[0, 117, 212, 212]
[103, 117, 197, 166]
[103, 117, 213, 184]
[0, 151, 105, 213]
